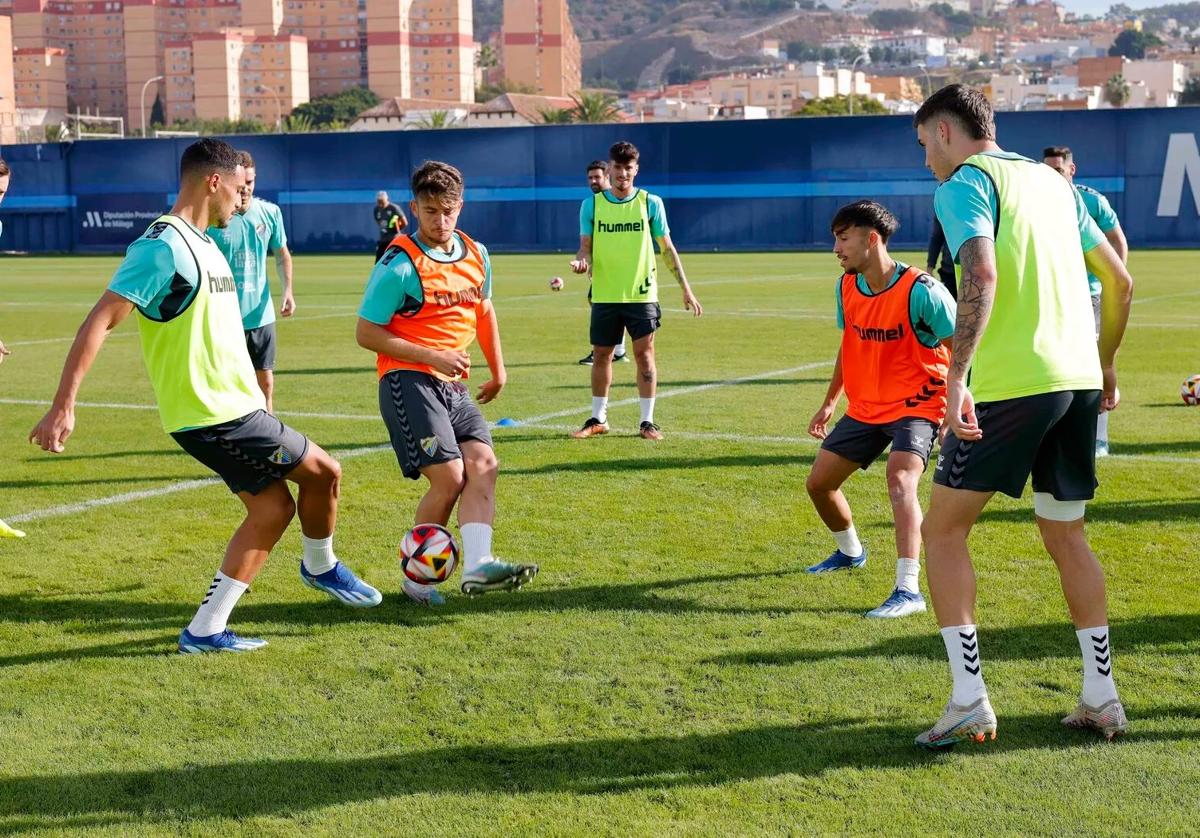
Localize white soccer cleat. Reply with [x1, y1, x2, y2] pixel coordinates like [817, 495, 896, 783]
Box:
[865, 588, 927, 618]
[915, 695, 997, 750]
[1062, 698, 1128, 741]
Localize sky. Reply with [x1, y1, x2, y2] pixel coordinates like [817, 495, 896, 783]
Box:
[1057, 0, 1172, 17]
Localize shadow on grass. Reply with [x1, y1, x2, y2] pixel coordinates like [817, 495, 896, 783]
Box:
[504, 453, 814, 475]
[544, 378, 828, 390]
[978, 498, 1200, 525]
[1109, 440, 1200, 455]
[706, 613, 1200, 667]
[0, 707, 1196, 828]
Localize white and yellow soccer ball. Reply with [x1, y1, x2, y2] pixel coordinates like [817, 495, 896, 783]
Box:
[399, 524, 460, 585]
[1182, 374, 1200, 406]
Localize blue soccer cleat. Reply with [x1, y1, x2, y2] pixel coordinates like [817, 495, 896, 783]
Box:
[460, 559, 539, 596]
[805, 547, 867, 574]
[866, 587, 927, 618]
[300, 561, 383, 608]
[403, 578, 446, 606]
[178, 628, 268, 654]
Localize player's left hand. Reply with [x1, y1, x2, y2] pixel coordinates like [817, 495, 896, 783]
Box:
[943, 379, 981, 442]
[476, 376, 505, 404]
[280, 293, 296, 317]
[1100, 365, 1120, 412]
[683, 290, 703, 317]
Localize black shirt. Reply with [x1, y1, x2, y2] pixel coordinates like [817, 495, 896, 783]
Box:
[374, 202, 406, 237]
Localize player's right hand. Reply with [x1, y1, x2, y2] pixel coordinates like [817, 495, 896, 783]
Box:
[30, 406, 75, 453]
[569, 258, 589, 274]
[430, 349, 470, 379]
[808, 404, 835, 440]
[1101, 365, 1120, 412]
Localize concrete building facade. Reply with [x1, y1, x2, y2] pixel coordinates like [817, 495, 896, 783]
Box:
[501, 0, 581, 98]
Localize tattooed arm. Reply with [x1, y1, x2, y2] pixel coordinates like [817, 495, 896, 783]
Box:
[655, 234, 702, 317]
[945, 236, 997, 441]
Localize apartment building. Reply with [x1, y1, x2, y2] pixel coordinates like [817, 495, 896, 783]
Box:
[500, 0, 581, 97]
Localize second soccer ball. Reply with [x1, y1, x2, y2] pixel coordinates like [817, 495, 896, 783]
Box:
[549, 276, 564, 291]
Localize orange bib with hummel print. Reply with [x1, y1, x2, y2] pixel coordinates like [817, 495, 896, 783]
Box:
[377, 231, 487, 381]
[839, 265, 950, 425]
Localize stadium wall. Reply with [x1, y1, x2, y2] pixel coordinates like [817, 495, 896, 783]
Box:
[1, 108, 1198, 254]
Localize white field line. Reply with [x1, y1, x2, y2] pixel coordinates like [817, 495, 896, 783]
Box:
[8, 444, 392, 524]
[5, 362, 830, 523]
[1131, 289, 1200, 306]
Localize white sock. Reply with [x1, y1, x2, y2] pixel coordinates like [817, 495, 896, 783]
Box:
[614, 341, 627, 359]
[186, 571, 248, 637]
[301, 534, 337, 575]
[833, 526, 863, 558]
[896, 558, 920, 593]
[1096, 411, 1109, 444]
[1077, 626, 1119, 706]
[640, 397, 655, 425]
[460, 522, 493, 574]
[591, 396, 608, 423]
[941, 625, 987, 705]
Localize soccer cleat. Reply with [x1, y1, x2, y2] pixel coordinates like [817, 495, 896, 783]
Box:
[639, 421, 664, 440]
[178, 628, 268, 654]
[300, 561, 383, 608]
[805, 547, 868, 574]
[866, 587, 927, 618]
[403, 578, 446, 606]
[460, 559, 539, 596]
[0, 519, 26, 539]
[613, 351, 630, 363]
[572, 417, 609, 438]
[578, 351, 594, 366]
[915, 695, 998, 750]
[1095, 439, 1110, 458]
[1062, 698, 1128, 741]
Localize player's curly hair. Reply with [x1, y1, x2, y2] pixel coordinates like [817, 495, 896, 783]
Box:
[237, 150, 256, 169]
[411, 160, 464, 204]
[0, 158, 9, 178]
[912, 83, 995, 141]
[180, 138, 241, 180]
[830, 200, 899, 243]
[1043, 146, 1073, 161]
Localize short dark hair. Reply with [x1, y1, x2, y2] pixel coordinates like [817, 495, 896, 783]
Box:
[180, 138, 241, 180]
[411, 160, 464, 204]
[1043, 146, 1072, 161]
[830, 200, 899, 243]
[237, 150, 256, 170]
[586, 159, 607, 173]
[610, 141, 639, 165]
[0, 158, 9, 178]
[912, 83, 995, 141]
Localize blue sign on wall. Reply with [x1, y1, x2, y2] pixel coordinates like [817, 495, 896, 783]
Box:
[1, 108, 1197, 254]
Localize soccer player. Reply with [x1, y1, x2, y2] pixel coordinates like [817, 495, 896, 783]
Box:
[911, 85, 1134, 747]
[374, 191, 407, 262]
[569, 141, 703, 440]
[29, 139, 382, 654]
[209, 150, 294, 413]
[0, 157, 23, 540]
[926, 216, 957, 300]
[804, 200, 956, 619]
[1043, 145, 1129, 458]
[577, 160, 628, 367]
[356, 160, 538, 606]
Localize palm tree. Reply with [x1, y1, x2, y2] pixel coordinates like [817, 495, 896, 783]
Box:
[285, 112, 314, 133]
[569, 91, 623, 123]
[414, 110, 460, 129]
[538, 108, 574, 124]
[1104, 74, 1131, 108]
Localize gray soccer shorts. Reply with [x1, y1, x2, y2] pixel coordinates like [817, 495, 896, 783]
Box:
[821, 414, 939, 469]
[378, 369, 493, 480]
[244, 323, 277, 371]
[171, 409, 308, 495]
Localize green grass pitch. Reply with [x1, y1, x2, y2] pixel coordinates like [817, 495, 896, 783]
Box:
[0, 250, 1198, 836]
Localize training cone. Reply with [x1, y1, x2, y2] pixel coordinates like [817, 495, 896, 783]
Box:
[0, 519, 26, 539]
[495, 418, 518, 427]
